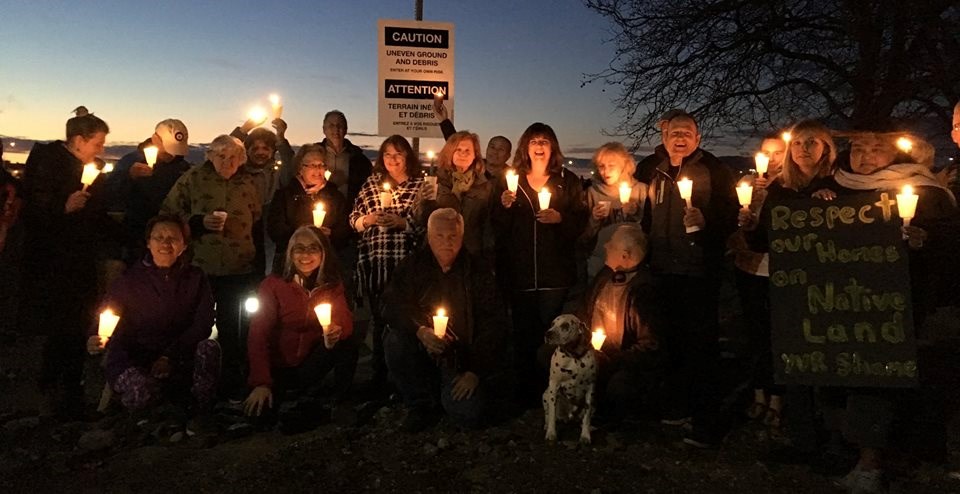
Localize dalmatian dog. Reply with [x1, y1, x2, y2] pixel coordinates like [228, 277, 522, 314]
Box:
[543, 314, 598, 445]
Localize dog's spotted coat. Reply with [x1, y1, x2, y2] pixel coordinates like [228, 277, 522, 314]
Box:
[542, 314, 598, 444]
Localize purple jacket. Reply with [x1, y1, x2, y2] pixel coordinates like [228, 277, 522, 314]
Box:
[95, 258, 215, 382]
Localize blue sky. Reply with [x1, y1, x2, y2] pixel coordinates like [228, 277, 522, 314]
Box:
[0, 0, 643, 157]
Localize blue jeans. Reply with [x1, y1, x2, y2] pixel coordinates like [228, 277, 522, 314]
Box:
[383, 327, 485, 428]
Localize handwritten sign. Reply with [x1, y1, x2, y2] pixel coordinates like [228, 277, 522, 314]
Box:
[768, 192, 917, 387]
[378, 19, 455, 137]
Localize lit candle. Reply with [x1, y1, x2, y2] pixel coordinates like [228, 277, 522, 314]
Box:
[591, 328, 606, 351]
[896, 137, 913, 154]
[736, 182, 754, 208]
[538, 187, 551, 210]
[312, 202, 326, 227]
[426, 150, 436, 161]
[619, 182, 632, 205]
[433, 308, 449, 339]
[314, 303, 332, 332]
[98, 309, 120, 342]
[247, 106, 268, 125]
[143, 146, 159, 168]
[677, 177, 699, 233]
[324, 170, 332, 181]
[896, 185, 919, 227]
[380, 183, 393, 209]
[754, 152, 769, 176]
[269, 94, 283, 119]
[102, 162, 114, 174]
[80, 163, 100, 191]
[781, 131, 792, 145]
[505, 169, 519, 193]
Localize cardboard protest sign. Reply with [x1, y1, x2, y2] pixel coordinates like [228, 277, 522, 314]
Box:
[768, 192, 918, 387]
[378, 19, 454, 138]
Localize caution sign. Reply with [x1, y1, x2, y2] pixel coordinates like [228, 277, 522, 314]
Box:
[378, 19, 454, 138]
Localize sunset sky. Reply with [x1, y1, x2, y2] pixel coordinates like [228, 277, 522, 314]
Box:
[0, 0, 678, 157]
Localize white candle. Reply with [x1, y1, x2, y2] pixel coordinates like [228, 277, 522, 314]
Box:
[896, 185, 918, 226]
[505, 169, 519, 193]
[781, 131, 792, 144]
[591, 328, 606, 351]
[247, 106, 268, 125]
[312, 202, 326, 227]
[677, 177, 693, 207]
[538, 188, 551, 210]
[269, 94, 283, 119]
[619, 182, 632, 205]
[379, 182, 393, 209]
[143, 146, 159, 168]
[324, 170, 332, 181]
[314, 303, 332, 332]
[80, 163, 100, 191]
[102, 162, 114, 174]
[433, 308, 449, 339]
[736, 182, 754, 208]
[98, 309, 120, 341]
[754, 152, 769, 176]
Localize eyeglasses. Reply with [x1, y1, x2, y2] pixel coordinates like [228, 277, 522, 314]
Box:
[291, 244, 322, 255]
[529, 139, 550, 147]
[150, 236, 183, 245]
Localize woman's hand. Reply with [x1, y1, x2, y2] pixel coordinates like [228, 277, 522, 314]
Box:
[903, 225, 928, 249]
[500, 190, 516, 208]
[151, 356, 172, 379]
[591, 203, 610, 220]
[244, 386, 273, 417]
[361, 212, 381, 229]
[738, 208, 758, 230]
[433, 93, 449, 121]
[271, 118, 288, 140]
[451, 371, 479, 401]
[64, 190, 90, 214]
[319, 226, 332, 237]
[416, 326, 448, 356]
[754, 176, 770, 189]
[420, 181, 437, 203]
[622, 200, 639, 216]
[86, 335, 105, 355]
[536, 208, 562, 224]
[129, 163, 154, 178]
[377, 213, 406, 230]
[323, 324, 342, 349]
[812, 188, 837, 201]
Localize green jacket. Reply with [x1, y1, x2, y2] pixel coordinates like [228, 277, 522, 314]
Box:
[162, 161, 262, 276]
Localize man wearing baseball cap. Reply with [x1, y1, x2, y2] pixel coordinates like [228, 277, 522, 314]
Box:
[108, 118, 195, 264]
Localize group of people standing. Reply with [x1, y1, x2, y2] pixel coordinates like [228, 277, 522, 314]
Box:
[5, 100, 960, 493]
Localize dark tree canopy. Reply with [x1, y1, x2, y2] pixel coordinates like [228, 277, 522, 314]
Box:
[584, 0, 960, 146]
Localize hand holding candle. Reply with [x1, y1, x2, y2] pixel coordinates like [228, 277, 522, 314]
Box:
[591, 328, 606, 351]
[312, 202, 326, 227]
[754, 152, 769, 177]
[143, 146, 159, 168]
[433, 308, 449, 339]
[619, 182, 632, 205]
[538, 187, 551, 210]
[80, 163, 101, 191]
[505, 169, 519, 193]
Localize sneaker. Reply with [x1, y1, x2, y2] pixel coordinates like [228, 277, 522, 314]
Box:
[401, 408, 441, 433]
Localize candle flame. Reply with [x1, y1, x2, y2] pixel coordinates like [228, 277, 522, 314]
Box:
[896, 137, 913, 153]
[383, 182, 391, 191]
[314, 202, 324, 212]
[269, 94, 280, 106]
[247, 106, 268, 124]
[426, 150, 435, 159]
[781, 131, 792, 143]
[437, 308, 446, 317]
[902, 184, 914, 195]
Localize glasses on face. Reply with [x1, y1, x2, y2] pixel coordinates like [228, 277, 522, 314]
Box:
[150, 236, 182, 245]
[529, 139, 550, 147]
[292, 244, 322, 255]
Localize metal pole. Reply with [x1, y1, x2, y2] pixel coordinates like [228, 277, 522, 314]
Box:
[412, 0, 423, 162]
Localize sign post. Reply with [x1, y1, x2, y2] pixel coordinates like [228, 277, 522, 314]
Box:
[378, 19, 455, 138]
[768, 192, 918, 388]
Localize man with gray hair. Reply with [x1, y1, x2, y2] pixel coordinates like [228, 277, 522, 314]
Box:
[381, 208, 510, 432]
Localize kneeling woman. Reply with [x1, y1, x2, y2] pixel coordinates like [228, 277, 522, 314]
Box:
[244, 226, 356, 420]
[88, 215, 220, 417]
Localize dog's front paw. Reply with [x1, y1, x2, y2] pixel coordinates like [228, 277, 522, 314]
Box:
[579, 433, 592, 446]
[545, 431, 557, 443]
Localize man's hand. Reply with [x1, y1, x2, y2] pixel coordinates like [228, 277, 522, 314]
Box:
[272, 118, 288, 139]
[65, 190, 90, 214]
[86, 335, 105, 355]
[417, 326, 448, 355]
[812, 188, 837, 201]
[500, 190, 517, 208]
[323, 324, 342, 349]
[683, 207, 705, 229]
[536, 208, 562, 224]
[203, 213, 226, 232]
[129, 163, 154, 178]
[451, 372, 479, 401]
[244, 386, 273, 417]
[151, 356, 172, 379]
[738, 208, 758, 230]
[903, 225, 928, 250]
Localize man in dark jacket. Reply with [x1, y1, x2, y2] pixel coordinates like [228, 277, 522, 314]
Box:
[382, 208, 509, 432]
[108, 119, 193, 264]
[643, 112, 738, 448]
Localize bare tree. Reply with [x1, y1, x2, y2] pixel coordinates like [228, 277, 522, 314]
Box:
[583, 0, 960, 146]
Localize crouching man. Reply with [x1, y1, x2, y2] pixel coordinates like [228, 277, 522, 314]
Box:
[580, 224, 664, 423]
[382, 208, 510, 432]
